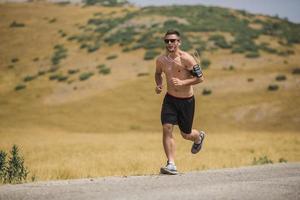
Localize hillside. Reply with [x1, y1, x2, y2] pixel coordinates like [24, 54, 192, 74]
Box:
[1, 2, 300, 133]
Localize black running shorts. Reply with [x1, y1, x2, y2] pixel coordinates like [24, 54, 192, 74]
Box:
[161, 93, 195, 134]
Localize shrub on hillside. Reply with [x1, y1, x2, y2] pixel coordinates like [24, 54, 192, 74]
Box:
[10, 21, 25, 28]
[247, 78, 254, 82]
[84, 0, 128, 6]
[38, 70, 46, 76]
[97, 64, 111, 75]
[48, 18, 57, 23]
[275, 75, 286, 81]
[268, 84, 279, 91]
[106, 54, 118, 60]
[48, 66, 60, 73]
[201, 58, 211, 69]
[104, 27, 137, 46]
[202, 88, 212, 95]
[245, 51, 260, 58]
[68, 69, 80, 74]
[23, 75, 37, 82]
[144, 50, 160, 60]
[11, 58, 19, 63]
[15, 84, 26, 91]
[51, 45, 68, 65]
[79, 72, 94, 81]
[49, 74, 66, 81]
[208, 34, 231, 49]
[292, 68, 300, 75]
[87, 43, 101, 53]
[33, 57, 39, 62]
[99, 67, 111, 75]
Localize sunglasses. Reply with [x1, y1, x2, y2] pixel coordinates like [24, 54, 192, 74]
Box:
[164, 39, 179, 44]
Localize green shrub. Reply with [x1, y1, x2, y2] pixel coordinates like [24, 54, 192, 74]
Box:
[144, 50, 160, 60]
[57, 75, 69, 82]
[201, 59, 211, 69]
[278, 158, 287, 163]
[106, 54, 118, 60]
[97, 64, 110, 75]
[49, 74, 65, 81]
[0, 151, 7, 182]
[245, 51, 260, 58]
[252, 156, 273, 165]
[51, 44, 68, 65]
[97, 64, 106, 69]
[268, 84, 279, 91]
[68, 69, 80, 74]
[0, 145, 29, 184]
[15, 84, 26, 91]
[38, 70, 46, 76]
[247, 78, 254, 82]
[275, 75, 286, 81]
[229, 65, 235, 70]
[231, 47, 245, 54]
[11, 58, 19, 63]
[84, 0, 128, 6]
[49, 18, 57, 23]
[23, 75, 37, 82]
[99, 67, 111, 75]
[79, 72, 94, 81]
[122, 47, 131, 52]
[208, 34, 231, 49]
[48, 66, 60, 73]
[33, 57, 39, 62]
[104, 27, 137, 46]
[10, 21, 25, 28]
[87, 44, 101, 53]
[202, 88, 212, 95]
[292, 68, 300, 75]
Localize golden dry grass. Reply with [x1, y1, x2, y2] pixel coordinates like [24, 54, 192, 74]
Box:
[0, 129, 299, 181]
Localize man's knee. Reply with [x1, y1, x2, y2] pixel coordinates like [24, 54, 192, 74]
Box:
[163, 124, 173, 134]
[180, 131, 191, 140]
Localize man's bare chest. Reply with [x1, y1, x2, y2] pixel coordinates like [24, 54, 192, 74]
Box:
[163, 61, 189, 77]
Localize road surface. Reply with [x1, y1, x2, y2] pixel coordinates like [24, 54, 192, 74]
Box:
[0, 163, 299, 200]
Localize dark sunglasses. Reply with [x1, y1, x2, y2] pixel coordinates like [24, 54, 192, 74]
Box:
[164, 39, 178, 44]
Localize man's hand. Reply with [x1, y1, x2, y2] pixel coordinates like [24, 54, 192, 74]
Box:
[155, 85, 163, 94]
[171, 78, 185, 86]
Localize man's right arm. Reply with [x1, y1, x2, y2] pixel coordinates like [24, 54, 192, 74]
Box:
[155, 58, 163, 94]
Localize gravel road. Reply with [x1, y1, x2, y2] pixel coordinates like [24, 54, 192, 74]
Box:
[0, 163, 299, 200]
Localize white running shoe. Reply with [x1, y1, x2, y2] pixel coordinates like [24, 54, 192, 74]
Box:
[160, 161, 178, 175]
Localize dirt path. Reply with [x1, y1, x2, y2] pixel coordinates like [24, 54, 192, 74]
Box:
[1, 163, 299, 200]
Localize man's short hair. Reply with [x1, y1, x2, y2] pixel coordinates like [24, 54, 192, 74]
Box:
[165, 30, 180, 38]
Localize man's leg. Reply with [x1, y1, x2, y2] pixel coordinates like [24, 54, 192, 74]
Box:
[162, 123, 175, 163]
[180, 129, 201, 142]
[181, 129, 206, 154]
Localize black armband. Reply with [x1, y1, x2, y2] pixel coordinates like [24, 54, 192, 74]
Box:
[190, 64, 203, 78]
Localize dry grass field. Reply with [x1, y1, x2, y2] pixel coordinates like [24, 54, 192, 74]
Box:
[1, 129, 299, 181]
[0, 2, 299, 182]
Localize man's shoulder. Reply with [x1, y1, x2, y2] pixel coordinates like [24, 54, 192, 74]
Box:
[156, 54, 166, 64]
[180, 51, 194, 61]
[156, 54, 166, 61]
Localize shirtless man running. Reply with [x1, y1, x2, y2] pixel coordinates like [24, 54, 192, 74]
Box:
[155, 30, 206, 175]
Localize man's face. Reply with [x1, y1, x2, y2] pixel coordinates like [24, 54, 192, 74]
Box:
[164, 34, 180, 53]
